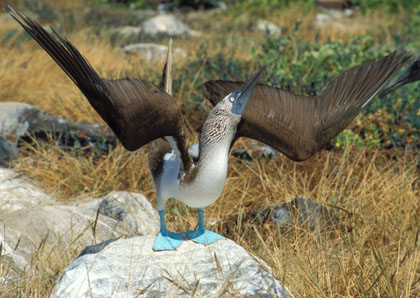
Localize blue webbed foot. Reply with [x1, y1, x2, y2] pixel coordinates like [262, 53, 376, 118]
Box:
[187, 228, 225, 245]
[152, 231, 185, 251]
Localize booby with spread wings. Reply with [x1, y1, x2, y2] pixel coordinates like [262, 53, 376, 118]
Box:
[7, 6, 265, 251]
[8, 6, 417, 251]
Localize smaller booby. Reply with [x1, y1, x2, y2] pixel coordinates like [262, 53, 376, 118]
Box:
[7, 6, 265, 251]
[379, 55, 420, 97]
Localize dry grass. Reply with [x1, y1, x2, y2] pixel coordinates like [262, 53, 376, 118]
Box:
[0, 5, 419, 297]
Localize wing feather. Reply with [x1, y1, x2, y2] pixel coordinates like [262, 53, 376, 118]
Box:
[8, 6, 192, 171]
[205, 52, 411, 161]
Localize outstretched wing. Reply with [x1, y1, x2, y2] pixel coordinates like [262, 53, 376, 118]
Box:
[8, 6, 192, 171]
[205, 52, 410, 161]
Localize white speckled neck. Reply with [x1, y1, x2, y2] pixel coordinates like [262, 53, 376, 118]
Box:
[180, 138, 231, 208]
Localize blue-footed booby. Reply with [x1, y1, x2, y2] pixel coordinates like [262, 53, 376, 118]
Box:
[7, 6, 265, 251]
[8, 6, 419, 251]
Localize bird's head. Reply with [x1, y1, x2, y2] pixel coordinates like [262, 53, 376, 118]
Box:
[380, 55, 420, 97]
[215, 66, 266, 123]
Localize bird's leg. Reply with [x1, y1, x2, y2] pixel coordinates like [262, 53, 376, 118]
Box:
[186, 208, 225, 245]
[152, 210, 185, 251]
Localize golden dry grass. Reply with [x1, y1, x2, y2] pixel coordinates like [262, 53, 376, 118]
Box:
[0, 5, 419, 297]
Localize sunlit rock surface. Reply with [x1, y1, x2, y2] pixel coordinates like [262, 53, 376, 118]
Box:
[53, 236, 291, 298]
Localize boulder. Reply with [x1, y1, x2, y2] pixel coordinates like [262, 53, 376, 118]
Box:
[0, 135, 18, 167]
[251, 20, 282, 36]
[0, 102, 116, 154]
[252, 196, 341, 231]
[52, 236, 291, 297]
[0, 168, 54, 213]
[0, 192, 159, 270]
[139, 14, 198, 36]
[122, 43, 186, 61]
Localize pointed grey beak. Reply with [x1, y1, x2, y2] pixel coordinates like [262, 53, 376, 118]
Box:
[380, 56, 420, 97]
[230, 66, 266, 115]
[380, 68, 412, 97]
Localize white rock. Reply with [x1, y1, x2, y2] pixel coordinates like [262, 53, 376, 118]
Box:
[252, 20, 282, 36]
[0, 168, 54, 213]
[0, 193, 159, 271]
[0, 102, 58, 137]
[53, 236, 291, 297]
[315, 13, 333, 28]
[115, 25, 142, 37]
[0, 101, 116, 152]
[122, 43, 186, 61]
[139, 14, 192, 36]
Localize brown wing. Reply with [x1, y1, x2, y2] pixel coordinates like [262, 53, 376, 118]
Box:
[8, 6, 192, 171]
[205, 52, 411, 161]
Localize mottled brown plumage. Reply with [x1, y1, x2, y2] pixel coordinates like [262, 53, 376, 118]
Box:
[7, 7, 192, 173]
[205, 52, 411, 161]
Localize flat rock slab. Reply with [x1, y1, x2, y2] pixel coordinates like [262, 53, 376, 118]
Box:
[53, 236, 291, 297]
[0, 168, 54, 213]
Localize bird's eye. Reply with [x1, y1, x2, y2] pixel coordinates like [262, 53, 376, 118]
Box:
[229, 97, 235, 102]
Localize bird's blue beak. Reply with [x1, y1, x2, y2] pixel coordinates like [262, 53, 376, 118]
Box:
[229, 66, 266, 115]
